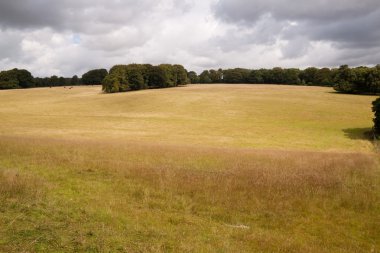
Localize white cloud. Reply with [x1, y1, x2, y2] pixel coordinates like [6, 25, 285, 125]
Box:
[0, 0, 379, 77]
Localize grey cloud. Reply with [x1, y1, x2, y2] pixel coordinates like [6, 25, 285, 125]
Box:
[281, 36, 310, 59]
[0, 0, 188, 34]
[215, 0, 379, 24]
[0, 30, 23, 59]
[210, 14, 287, 52]
[214, 0, 380, 65]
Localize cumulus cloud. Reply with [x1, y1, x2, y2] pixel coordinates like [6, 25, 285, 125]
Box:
[0, 0, 379, 76]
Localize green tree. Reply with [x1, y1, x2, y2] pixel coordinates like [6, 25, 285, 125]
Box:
[58, 77, 66, 86]
[283, 68, 301, 84]
[315, 68, 333, 86]
[124, 64, 146, 90]
[173, 65, 188, 85]
[333, 65, 356, 93]
[0, 68, 34, 89]
[187, 71, 199, 84]
[158, 64, 176, 87]
[148, 66, 169, 88]
[248, 70, 263, 83]
[82, 69, 108, 85]
[209, 69, 223, 83]
[300, 67, 318, 85]
[102, 65, 129, 93]
[199, 70, 211, 83]
[367, 66, 380, 94]
[17, 69, 35, 88]
[49, 76, 59, 86]
[0, 69, 19, 89]
[223, 68, 249, 83]
[71, 75, 79, 85]
[372, 97, 380, 135]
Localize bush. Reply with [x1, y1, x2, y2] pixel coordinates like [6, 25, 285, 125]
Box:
[372, 97, 380, 135]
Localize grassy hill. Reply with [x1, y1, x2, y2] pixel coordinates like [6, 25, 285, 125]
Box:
[0, 85, 379, 252]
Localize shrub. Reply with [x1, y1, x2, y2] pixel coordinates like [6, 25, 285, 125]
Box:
[372, 97, 380, 135]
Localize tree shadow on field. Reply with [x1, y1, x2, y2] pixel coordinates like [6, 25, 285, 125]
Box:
[342, 128, 374, 140]
[327, 91, 378, 96]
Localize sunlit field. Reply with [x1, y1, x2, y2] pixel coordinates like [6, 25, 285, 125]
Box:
[0, 84, 377, 151]
[0, 84, 379, 252]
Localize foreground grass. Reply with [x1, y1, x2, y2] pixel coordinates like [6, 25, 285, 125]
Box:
[0, 136, 379, 252]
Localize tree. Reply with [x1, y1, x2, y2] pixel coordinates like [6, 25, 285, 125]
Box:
[158, 64, 176, 87]
[270, 67, 286, 84]
[333, 65, 356, 93]
[49, 76, 59, 86]
[199, 70, 211, 83]
[300, 67, 318, 85]
[82, 69, 108, 85]
[17, 69, 35, 88]
[128, 71, 145, 90]
[71, 75, 79, 85]
[102, 65, 129, 93]
[124, 64, 146, 90]
[223, 69, 249, 83]
[248, 70, 263, 83]
[141, 64, 153, 87]
[173, 64, 188, 85]
[188, 71, 199, 84]
[283, 68, 301, 84]
[149, 66, 169, 88]
[367, 67, 380, 94]
[315, 68, 333, 86]
[372, 97, 380, 135]
[58, 76, 66, 86]
[0, 68, 34, 89]
[209, 69, 223, 83]
[0, 69, 19, 89]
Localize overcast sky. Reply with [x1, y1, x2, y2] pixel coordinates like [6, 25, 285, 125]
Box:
[0, 0, 379, 77]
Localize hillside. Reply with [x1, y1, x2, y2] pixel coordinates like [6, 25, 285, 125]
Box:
[0, 85, 379, 252]
[0, 84, 376, 152]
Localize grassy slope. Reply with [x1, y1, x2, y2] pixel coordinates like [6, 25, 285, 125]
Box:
[0, 84, 376, 151]
[0, 85, 379, 252]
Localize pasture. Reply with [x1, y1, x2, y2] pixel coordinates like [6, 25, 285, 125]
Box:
[0, 84, 379, 252]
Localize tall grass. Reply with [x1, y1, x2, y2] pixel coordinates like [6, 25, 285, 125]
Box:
[0, 169, 42, 200]
[0, 136, 379, 252]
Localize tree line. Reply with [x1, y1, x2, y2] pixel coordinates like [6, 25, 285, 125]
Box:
[0, 65, 188, 91]
[1, 64, 379, 94]
[192, 65, 380, 94]
[0, 68, 108, 89]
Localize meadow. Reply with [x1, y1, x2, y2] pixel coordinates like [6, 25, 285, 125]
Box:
[0, 84, 379, 252]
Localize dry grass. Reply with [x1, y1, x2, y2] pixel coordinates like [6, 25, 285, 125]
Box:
[0, 136, 379, 252]
[0, 85, 379, 252]
[0, 84, 377, 151]
[0, 169, 42, 200]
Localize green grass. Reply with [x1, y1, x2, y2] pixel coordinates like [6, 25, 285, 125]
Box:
[0, 84, 379, 252]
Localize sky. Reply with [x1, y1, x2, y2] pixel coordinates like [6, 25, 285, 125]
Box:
[0, 0, 379, 77]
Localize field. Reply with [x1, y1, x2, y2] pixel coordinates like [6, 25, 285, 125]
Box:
[0, 84, 379, 252]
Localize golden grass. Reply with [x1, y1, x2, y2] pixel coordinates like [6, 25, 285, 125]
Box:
[0, 136, 379, 252]
[0, 169, 42, 200]
[0, 84, 376, 151]
[0, 85, 379, 252]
